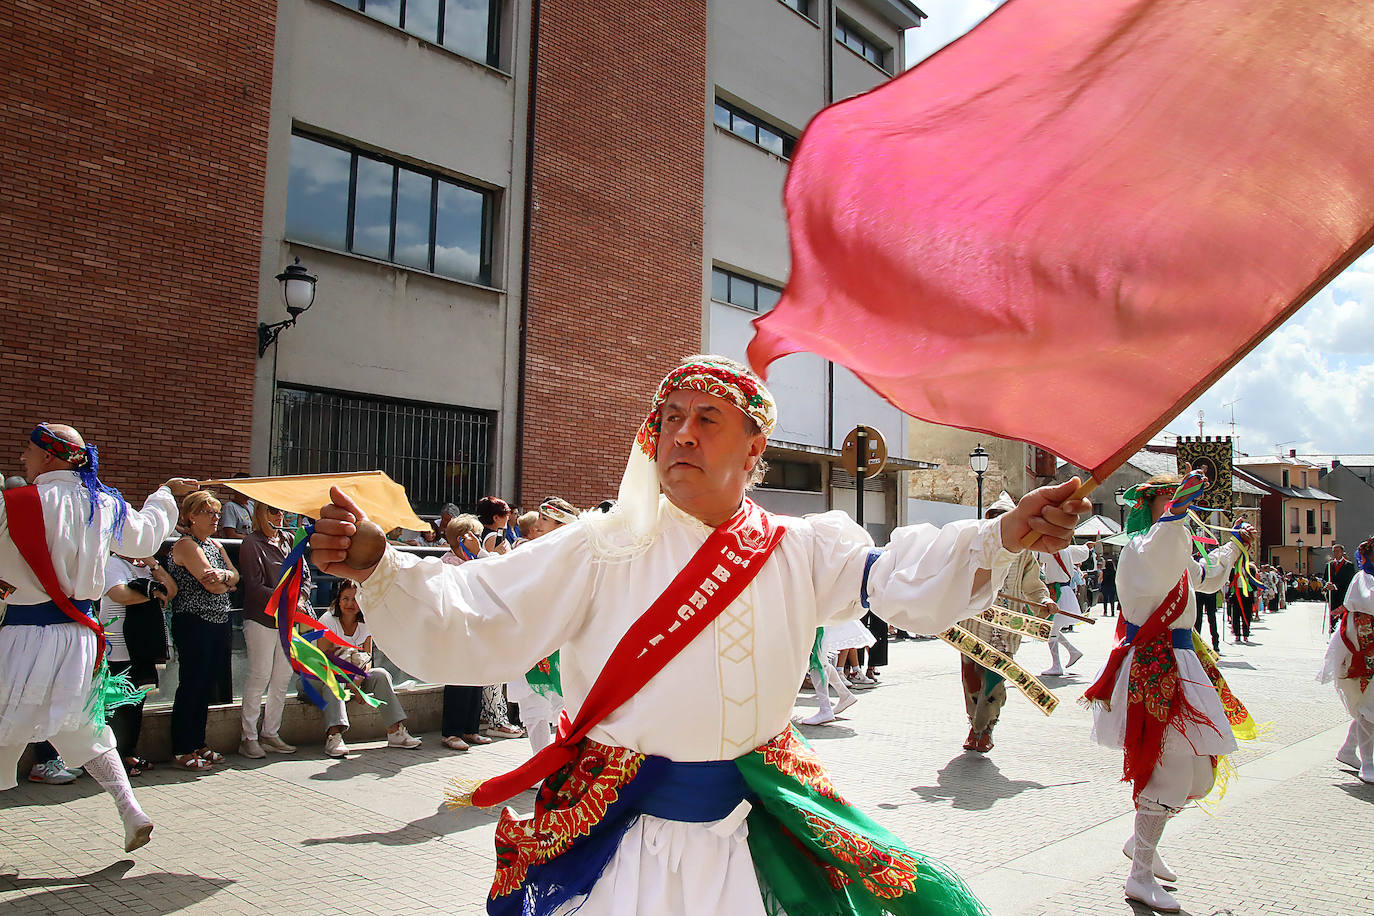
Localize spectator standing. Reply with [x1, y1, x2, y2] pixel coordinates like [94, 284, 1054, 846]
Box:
[476, 496, 512, 556]
[1327, 545, 1357, 631]
[236, 502, 309, 758]
[101, 552, 176, 774]
[438, 521, 492, 752]
[217, 477, 253, 538]
[1099, 556, 1119, 616]
[313, 583, 421, 757]
[166, 491, 237, 770]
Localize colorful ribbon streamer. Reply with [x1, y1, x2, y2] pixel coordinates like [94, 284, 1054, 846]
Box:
[268, 525, 379, 710]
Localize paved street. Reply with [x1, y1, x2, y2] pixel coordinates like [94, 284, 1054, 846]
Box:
[2, 600, 1371, 915]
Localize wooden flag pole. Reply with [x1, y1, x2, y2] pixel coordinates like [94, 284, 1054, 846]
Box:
[997, 590, 1097, 625]
[1018, 476, 1101, 550]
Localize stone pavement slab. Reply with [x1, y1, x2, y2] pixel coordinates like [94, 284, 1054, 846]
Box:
[2, 600, 1371, 915]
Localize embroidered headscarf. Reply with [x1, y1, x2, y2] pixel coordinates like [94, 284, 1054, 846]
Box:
[1120, 474, 1182, 538]
[586, 356, 777, 560]
[30, 423, 130, 536]
[634, 356, 776, 460]
[538, 496, 580, 527]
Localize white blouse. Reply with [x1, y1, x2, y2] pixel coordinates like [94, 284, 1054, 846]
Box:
[359, 496, 1014, 762]
[1117, 521, 1237, 626]
[0, 471, 177, 605]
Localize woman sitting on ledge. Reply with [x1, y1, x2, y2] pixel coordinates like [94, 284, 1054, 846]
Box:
[311, 582, 422, 758]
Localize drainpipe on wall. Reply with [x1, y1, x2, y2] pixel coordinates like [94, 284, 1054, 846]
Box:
[513, 0, 541, 507]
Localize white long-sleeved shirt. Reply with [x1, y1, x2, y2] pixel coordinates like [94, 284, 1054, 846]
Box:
[1043, 544, 1090, 585]
[359, 496, 1014, 762]
[0, 471, 177, 605]
[1117, 521, 1238, 627]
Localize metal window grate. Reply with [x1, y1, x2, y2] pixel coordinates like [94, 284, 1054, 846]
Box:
[272, 386, 494, 516]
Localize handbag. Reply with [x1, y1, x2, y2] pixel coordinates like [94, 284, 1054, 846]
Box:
[121, 578, 170, 667]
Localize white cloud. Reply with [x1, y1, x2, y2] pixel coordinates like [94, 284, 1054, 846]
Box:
[904, 0, 1009, 67]
[1174, 250, 1374, 455]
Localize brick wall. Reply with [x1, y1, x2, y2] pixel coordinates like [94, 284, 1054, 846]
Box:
[519, 1, 707, 507]
[0, 1, 275, 497]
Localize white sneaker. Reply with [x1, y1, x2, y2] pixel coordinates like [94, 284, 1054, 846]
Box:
[833, 694, 858, 716]
[325, 733, 350, 758]
[259, 735, 297, 754]
[239, 739, 266, 759]
[800, 710, 837, 726]
[1040, 667, 1064, 677]
[387, 725, 422, 749]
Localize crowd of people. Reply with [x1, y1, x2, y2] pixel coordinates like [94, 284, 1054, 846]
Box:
[2, 361, 1369, 916]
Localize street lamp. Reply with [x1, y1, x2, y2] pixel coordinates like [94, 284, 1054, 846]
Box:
[969, 444, 990, 517]
[1115, 486, 1128, 528]
[1296, 538, 1304, 576]
[258, 258, 319, 357]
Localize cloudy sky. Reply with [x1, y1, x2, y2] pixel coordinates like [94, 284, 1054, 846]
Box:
[904, 0, 1373, 459]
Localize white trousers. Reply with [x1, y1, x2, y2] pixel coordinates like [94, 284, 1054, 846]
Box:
[1138, 736, 1215, 810]
[240, 619, 294, 740]
[1, 723, 116, 791]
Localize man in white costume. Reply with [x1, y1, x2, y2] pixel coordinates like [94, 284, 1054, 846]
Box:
[0, 422, 196, 851]
[1319, 535, 1374, 784]
[1085, 472, 1255, 913]
[1041, 541, 1089, 676]
[309, 356, 1088, 916]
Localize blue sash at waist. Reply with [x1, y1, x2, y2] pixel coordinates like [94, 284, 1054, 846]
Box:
[3, 599, 96, 627]
[1124, 623, 1195, 650]
[637, 757, 751, 823]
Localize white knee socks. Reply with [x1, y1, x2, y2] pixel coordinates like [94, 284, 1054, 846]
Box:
[1125, 800, 1179, 912]
[83, 748, 153, 851]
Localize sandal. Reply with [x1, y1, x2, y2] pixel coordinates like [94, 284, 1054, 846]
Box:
[484, 723, 526, 739]
[442, 736, 470, 752]
[462, 732, 493, 745]
[196, 747, 226, 765]
[175, 753, 211, 771]
[123, 756, 151, 777]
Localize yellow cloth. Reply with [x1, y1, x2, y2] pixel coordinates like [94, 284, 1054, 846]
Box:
[208, 471, 427, 533]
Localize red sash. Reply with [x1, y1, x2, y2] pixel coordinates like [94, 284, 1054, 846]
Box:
[2, 486, 107, 673]
[1084, 575, 1187, 708]
[466, 499, 787, 808]
[1338, 607, 1374, 683]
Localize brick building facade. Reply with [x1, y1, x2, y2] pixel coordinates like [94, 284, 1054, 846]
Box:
[1, 1, 275, 494]
[520, 0, 708, 505]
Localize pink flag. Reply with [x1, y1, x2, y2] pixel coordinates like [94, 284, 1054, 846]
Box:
[748, 0, 1374, 479]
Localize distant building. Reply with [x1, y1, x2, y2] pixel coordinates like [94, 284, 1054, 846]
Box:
[1234, 452, 1340, 574]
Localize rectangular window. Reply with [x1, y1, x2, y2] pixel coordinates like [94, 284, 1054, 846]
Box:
[713, 99, 797, 158]
[1282, 469, 1290, 487]
[1322, 509, 1332, 535]
[779, 0, 813, 18]
[272, 385, 495, 515]
[712, 267, 783, 313]
[1301, 471, 1309, 487]
[1306, 508, 1316, 534]
[1289, 506, 1299, 534]
[330, 0, 501, 67]
[835, 14, 890, 72]
[762, 460, 822, 492]
[285, 132, 493, 285]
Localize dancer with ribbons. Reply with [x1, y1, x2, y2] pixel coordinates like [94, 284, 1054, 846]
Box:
[309, 355, 1089, 916]
[1041, 542, 1089, 677]
[958, 492, 1058, 752]
[1083, 471, 1258, 913]
[1318, 535, 1374, 784]
[0, 423, 197, 852]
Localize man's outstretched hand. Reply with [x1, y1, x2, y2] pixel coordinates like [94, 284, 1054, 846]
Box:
[310, 486, 388, 581]
[1000, 477, 1092, 553]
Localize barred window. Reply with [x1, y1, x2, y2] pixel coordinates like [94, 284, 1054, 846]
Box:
[285, 132, 493, 285]
[272, 386, 495, 515]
